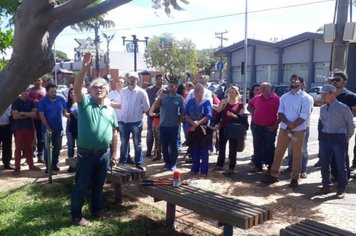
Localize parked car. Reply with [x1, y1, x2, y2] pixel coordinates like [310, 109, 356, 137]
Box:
[307, 86, 322, 100]
[272, 85, 290, 97]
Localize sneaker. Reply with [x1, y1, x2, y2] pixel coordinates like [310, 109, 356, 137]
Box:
[313, 160, 321, 167]
[261, 175, 279, 184]
[135, 164, 144, 170]
[281, 167, 292, 176]
[13, 169, 20, 175]
[170, 165, 177, 171]
[152, 156, 162, 161]
[250, 166, 263, 173]
[351, 163, 356, 170]
[29, 166, 41, 171]
[300, 172, 307, 179]
[289, 179, 298, 188]
[315, 187, 332, 195]
[72, 217, 92, 227]
[4, 165, 14, 170]
[126, 158, 135, 165]
[336, 191, 346, 199]
[214, 165, 223, 171]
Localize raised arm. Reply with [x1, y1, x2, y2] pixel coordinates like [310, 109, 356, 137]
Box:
[74, 52, 92, 103]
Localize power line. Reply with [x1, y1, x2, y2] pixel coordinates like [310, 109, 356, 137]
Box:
[59, 0, 334, 37]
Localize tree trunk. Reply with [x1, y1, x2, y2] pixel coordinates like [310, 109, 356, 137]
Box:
[0, 0, 132, 114]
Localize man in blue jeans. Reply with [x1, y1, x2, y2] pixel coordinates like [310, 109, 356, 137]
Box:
[151, 79, 184, 171]
[118, 71, 150, 170]
[38, 83, 67, 172]
[71, 52, 118, 226]
[315, 84, 354, 199]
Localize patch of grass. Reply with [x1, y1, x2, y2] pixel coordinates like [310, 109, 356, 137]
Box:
[0, 180, 188, 236]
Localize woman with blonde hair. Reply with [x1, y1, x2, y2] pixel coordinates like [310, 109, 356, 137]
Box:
[213, 86, 245, 174]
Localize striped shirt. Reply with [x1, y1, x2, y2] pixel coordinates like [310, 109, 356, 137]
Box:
[119, 86, 150, 123]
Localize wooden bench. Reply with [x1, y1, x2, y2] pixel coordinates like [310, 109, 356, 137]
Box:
[280, 219, 356, 236]
[66, 158, 145, 203]
[139, 184, 272, 236]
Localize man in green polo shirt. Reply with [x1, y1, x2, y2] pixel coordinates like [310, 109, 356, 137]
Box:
[70, 52, 118, 227]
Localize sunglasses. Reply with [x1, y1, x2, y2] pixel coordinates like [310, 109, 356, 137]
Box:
[332, 78, 342, 82]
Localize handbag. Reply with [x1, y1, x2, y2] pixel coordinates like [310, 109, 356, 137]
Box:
[236, 136, 246, 152]
[223, 123, 247, 139]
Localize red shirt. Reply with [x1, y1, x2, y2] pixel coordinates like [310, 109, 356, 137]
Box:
[220, 102, 243, 128]
[249, 93, 279, 126]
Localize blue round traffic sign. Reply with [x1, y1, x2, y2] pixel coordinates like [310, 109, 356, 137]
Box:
[216, 61, 224, 71]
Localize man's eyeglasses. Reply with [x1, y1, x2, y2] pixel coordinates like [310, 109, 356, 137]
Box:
[332, 78, 342, 83]
[92, 85, 105, 90]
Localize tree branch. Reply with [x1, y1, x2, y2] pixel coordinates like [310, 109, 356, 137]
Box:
[57, 0, 131, 29]
[49, 0, 96, 21]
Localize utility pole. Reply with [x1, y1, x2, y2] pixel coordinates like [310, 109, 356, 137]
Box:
[215, 30, 228, 83]
[331, 0, 350, 72]
[215, 30, 228, 48]
[122, 35, 149, 72]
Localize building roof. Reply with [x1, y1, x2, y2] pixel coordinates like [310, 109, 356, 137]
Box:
[214, 32, 323, 57]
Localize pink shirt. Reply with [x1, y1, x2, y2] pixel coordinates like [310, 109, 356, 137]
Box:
[249, 93, 280, 126]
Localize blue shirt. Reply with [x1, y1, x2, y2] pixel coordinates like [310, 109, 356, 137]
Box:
[320, 100, 355, 140]
[185, 98, 212, 128]
[160, 93, 184, 127]
[12, 98, 35, 130]
[38, 96, 66, 132]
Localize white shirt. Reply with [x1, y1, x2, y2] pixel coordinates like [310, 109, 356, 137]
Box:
[0, 105, 12, 125]
[278, 89, 312, 131]
[119, 86, 150, 123]
[107, 89, 122, 121]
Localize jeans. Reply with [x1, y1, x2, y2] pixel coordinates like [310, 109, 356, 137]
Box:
[160, 126, 179, 169]
[191, 142, 209, 175]
[271, 129, 305, 180]
[319, 133, 347, 192]
[288, 127, 310, 173]
[119, 121, 143, 165]
[43, 130, 63, 169]
[177, 124, 182, 149]
[0, 124, 12, 167]
[253, 124, 277, 168]
[34, 120, 44, 159]
[146, 116, 154, 155]
[217, 128, 238, 170]
[66, 124, 76, 158]
[71, 149, 110, 218]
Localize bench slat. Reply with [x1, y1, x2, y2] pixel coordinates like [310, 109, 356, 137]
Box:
[140, 185, 269, 229]
[179, 185, 265, 226]
[182, 185, 271, 224]
[280, 220, 356, 236]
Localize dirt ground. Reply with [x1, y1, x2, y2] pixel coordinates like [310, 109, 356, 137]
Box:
[1, 144, 356, 236]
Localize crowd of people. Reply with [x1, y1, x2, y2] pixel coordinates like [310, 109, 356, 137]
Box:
[0, 52, 355, 225]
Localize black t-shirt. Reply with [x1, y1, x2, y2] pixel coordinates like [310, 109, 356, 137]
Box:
[11, 98, 35, 130]
[337, 89, 356, 110]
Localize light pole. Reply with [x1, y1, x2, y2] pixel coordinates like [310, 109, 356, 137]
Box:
[122, 35, 149, 72]
[243, 0, 248, 106]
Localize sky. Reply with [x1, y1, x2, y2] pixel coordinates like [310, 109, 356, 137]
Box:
[3, 0, 354, 59]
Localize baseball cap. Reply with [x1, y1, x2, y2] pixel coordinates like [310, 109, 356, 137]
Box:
[320, 84, 336, 93]
[128, 71, 139, 79]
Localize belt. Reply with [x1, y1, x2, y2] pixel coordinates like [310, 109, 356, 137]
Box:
[77, 147, 109, 154]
